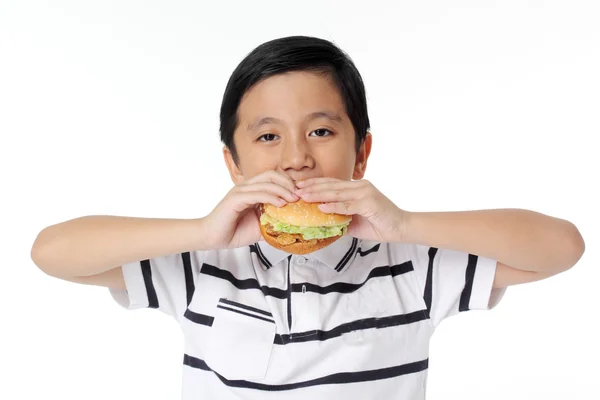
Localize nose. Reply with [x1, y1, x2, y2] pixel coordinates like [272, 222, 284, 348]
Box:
[279, 135, 315, 173]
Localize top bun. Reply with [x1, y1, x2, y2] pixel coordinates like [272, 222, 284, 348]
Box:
[263, 200, 352, 227]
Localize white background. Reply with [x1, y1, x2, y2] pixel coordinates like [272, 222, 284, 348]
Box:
[1, 1, 599, 399]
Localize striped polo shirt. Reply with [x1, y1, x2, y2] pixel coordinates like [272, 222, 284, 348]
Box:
[110, 234, 506, 399]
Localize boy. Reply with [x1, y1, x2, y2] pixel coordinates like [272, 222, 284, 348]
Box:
[31, 36, 585, 399]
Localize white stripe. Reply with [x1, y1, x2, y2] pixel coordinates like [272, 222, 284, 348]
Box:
[182, 317, 432, 386]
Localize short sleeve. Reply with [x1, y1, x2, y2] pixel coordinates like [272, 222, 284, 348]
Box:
[407, 244, 506, 327]
[109, 251, 204, 319]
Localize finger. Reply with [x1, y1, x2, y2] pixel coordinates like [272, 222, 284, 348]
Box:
[229, 191, 287, 213]
[295, 177, 340, 188]
[298, 187, 361, 204]
[317, 200, 358, 215]
[246, 170, 296, 192]
[296, 180, 357, 194]
[238, 182, 299, 203]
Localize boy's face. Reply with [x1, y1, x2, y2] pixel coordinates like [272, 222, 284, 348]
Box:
[224, 71, 372, 184]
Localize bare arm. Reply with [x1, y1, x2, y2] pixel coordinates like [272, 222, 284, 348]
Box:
[402, 208, 585, 288]
[30, 215, 209, 289]
[30, 172, 300, 291]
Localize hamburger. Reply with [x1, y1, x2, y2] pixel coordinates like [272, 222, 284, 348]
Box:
[259, 200, 352, 255]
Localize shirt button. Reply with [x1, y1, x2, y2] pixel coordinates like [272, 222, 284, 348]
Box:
[296, 257, 307, 265]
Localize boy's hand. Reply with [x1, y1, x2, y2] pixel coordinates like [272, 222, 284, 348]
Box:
[295, 178, 408, 243]
[203, 171, 299, 249]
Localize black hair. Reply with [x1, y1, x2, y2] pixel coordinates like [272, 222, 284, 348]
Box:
[219, 35, 370, 164]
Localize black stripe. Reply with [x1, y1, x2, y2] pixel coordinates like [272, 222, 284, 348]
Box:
[424, 247, 437, 317]
[182, 252, 195, 306]
[183, 354, 211, 371]
[390, 262, 414, 277]
[140, 259, 159, 309]
[256, 243, 272, 269]
[274, 309, 428, 345]
[357, 243, 380, 257]
[250, 244, 272, 269]
[286, 256, 292, 330]
[337, 237, 358, 272]
[459, 254, 478, 312]
[184, 309, 214, 326]
[292, 261, 414, 295]
[200, 264, 287, 299]
[219, 298, 273, 317]
[199, 260, 413, 300]
[183, 354, 429, 391]
[217, 305, 275, 323]
[335, 237, 358, 272]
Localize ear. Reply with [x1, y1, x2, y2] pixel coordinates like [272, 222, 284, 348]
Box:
[352, 132, 372, 180]
[223, 146, 245, 184]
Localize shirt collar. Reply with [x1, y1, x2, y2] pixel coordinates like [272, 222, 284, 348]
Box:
[252, 235, 360, 272]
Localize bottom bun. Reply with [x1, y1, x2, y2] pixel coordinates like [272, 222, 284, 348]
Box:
[259, 223, 342, 255]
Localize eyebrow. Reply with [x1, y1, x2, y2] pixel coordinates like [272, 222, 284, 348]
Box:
[247, 111, 343, 131]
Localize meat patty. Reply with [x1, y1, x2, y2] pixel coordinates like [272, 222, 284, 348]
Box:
[264, 223, 318, 246]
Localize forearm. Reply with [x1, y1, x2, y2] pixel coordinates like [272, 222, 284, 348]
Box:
[402, 208, 584, 273]
[31, 215, 209, 278]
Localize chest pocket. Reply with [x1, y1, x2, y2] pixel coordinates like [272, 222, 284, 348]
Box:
[204, 298, 276, 381]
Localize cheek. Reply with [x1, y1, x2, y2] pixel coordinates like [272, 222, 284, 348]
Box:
[319, 153, 356, 179]
[239, 152, 278, 177]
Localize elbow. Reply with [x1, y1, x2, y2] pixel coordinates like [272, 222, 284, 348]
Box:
[30, 227, 60, 277]
[564, 221, 585, 270]
[31, 232, 50, 274]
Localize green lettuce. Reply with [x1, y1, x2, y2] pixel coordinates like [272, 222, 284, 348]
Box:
[260, 212, 348, 240]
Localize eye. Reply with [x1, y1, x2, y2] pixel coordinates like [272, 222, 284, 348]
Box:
[258, 133, 279, 142]
[310, 128, 333, 137]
